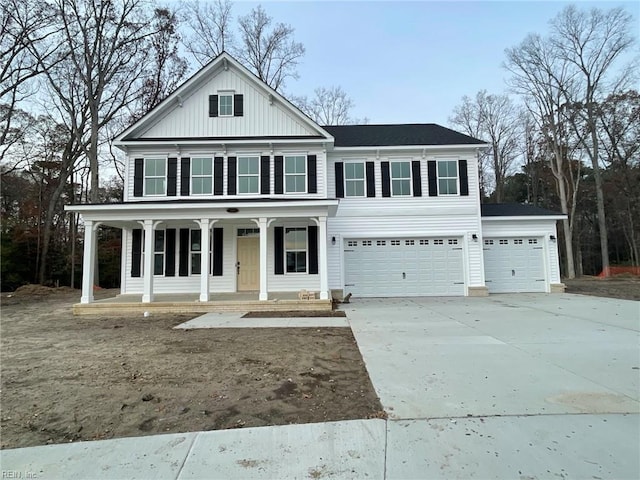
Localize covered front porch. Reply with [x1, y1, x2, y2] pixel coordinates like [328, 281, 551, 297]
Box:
[65, 199, 339, 312]
[72, 291, 332, 315]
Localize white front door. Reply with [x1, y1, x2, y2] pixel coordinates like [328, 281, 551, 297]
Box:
[483, 237, 546, 293]
[344, 237, 465, 297]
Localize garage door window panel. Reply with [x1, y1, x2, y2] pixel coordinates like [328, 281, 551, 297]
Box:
[345, 162, 365, 197]
[391, 161, 411, 196]
[438, 160, 458, 195]
[285, 227, 307, 273]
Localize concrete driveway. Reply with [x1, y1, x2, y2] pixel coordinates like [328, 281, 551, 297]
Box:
[345, 294, 640, 478]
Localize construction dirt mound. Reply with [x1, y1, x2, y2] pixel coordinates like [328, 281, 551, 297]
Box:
[12, 284, 77, 296]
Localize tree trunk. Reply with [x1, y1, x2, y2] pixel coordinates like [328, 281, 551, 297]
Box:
[588, 119, 609, 275]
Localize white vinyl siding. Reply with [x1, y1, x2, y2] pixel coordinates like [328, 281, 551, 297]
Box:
[191, 157, 213, 195]
[144, 158, 166, 196]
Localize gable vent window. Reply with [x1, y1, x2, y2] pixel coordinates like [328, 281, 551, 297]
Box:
[219, 93, 233, 116]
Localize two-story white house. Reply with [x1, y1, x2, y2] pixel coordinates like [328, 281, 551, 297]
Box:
[68, 52, 564, 309]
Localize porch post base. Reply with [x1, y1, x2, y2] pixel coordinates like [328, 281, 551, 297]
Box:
[259, 292, 268, 301]
[142, 294, 153, 303]
[199, 293, 209, 302]
[319, 290, 329, 300]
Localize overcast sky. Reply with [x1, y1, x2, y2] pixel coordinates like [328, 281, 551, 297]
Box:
[226, 0, 639, 126]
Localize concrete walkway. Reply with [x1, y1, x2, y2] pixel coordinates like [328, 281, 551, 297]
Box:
[2, 294, 639, 479]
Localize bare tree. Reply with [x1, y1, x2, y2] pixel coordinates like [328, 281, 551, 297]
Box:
[235, 5, 305, 91]
[550, 5, 637, 276]
[181, 0, 234, 67]
[505, 33, 579, 278]
[0, 0, 62, 164]
[449, 90, 520, 202]
[292, 86, 356, 125]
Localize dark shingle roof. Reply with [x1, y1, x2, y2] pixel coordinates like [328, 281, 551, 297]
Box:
[323, 123, 485, 147]
[481, 203, 564, 217]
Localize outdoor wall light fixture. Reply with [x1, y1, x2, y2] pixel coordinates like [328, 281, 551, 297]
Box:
[331, 236, 336, 245]
[472, 234, 478, 241]
[226, 208, 239, 213]
[550, 235, 556, 241]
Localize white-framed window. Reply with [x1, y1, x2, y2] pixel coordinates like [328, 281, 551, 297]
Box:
[285, 227, 307, 273]
[438, 160, 458, 195]
[154, 230, 165, 275]
[219, 93, 233, 116]
[191, 157, 213, 195]
[190, 230, 202, 274]
[285, 155, 306, 193]
[391, 161, 411, 196]
[345, 162, 365, 197]
[238, 156, 260, 194]
[144, 158, 166, 195]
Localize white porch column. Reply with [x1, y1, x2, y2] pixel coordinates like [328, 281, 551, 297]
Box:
[142, 219, 154, 303]
[317, 216, 329, 300]
[258, 217, 269, 301]
[80, 220, 96, 304]
[197, 218, 212, 302]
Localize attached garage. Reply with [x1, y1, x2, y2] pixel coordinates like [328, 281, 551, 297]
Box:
[483, 237, 546, 293]
[344, 237, 465, 297]
[481, 203, 566, 294]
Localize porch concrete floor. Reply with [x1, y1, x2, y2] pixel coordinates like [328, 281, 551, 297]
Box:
[73, 291, 333, 315]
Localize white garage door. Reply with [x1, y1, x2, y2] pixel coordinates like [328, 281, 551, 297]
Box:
[483, 237, 546, 293]
[344, 238, 465, 297]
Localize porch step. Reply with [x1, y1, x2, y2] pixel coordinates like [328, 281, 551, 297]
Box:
[72, 299, 333, 316]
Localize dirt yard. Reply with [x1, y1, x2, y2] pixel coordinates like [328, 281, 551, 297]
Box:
[564, 275, 640, 301]
[0, 287, 383, 450]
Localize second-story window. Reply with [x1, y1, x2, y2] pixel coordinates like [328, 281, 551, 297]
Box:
[438, 160, 458, 195]
[285, 155, 306, 193]
[191, 157, 213, 195]
[391, 161, 411, 196]
[144, 158, 166, 195]
[345, 162, 365, 197]
[219, 93, 233, 116]
[238, 156, 260, 194]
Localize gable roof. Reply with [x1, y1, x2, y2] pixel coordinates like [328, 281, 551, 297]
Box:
[115, 51, 332, 143]
[481, 203, 564, 217]
[323, 124, 485, 147]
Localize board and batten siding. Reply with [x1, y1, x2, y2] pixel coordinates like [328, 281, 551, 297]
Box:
[481, 218, 562, 287]
[124, 147, 327, 202]
[122, 222, 320, 295]
[139, 68, 316, 139]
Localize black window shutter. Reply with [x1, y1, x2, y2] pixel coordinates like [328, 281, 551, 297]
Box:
[179, 228, 189, 276]
[212, 228, 223, 276]
[227, 157, 237, 195]
[214, 157, 224, 195]
[180, 158, 190, 196]
[209, 95, 218, 117]
[133, 158, 143, 197]
[234, 94, 243, 117]
[335, 162, 344, 198]
[131, 229, 142, 277]
[459, 159, 469, 196]
[274, 226, 284, 275]
[381, 161, 391, 197]
[428, 160, 438, 197]
[412, 160, 422, 197]
[165, 229, 176, 276]
[167, 158, 177, 196]
[274, 156, 284, 194]
[366, 161, 375, 197]
[260, 156, 270, 194]
[307, 155, 317, 193]
[308, 225, 318, 274]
